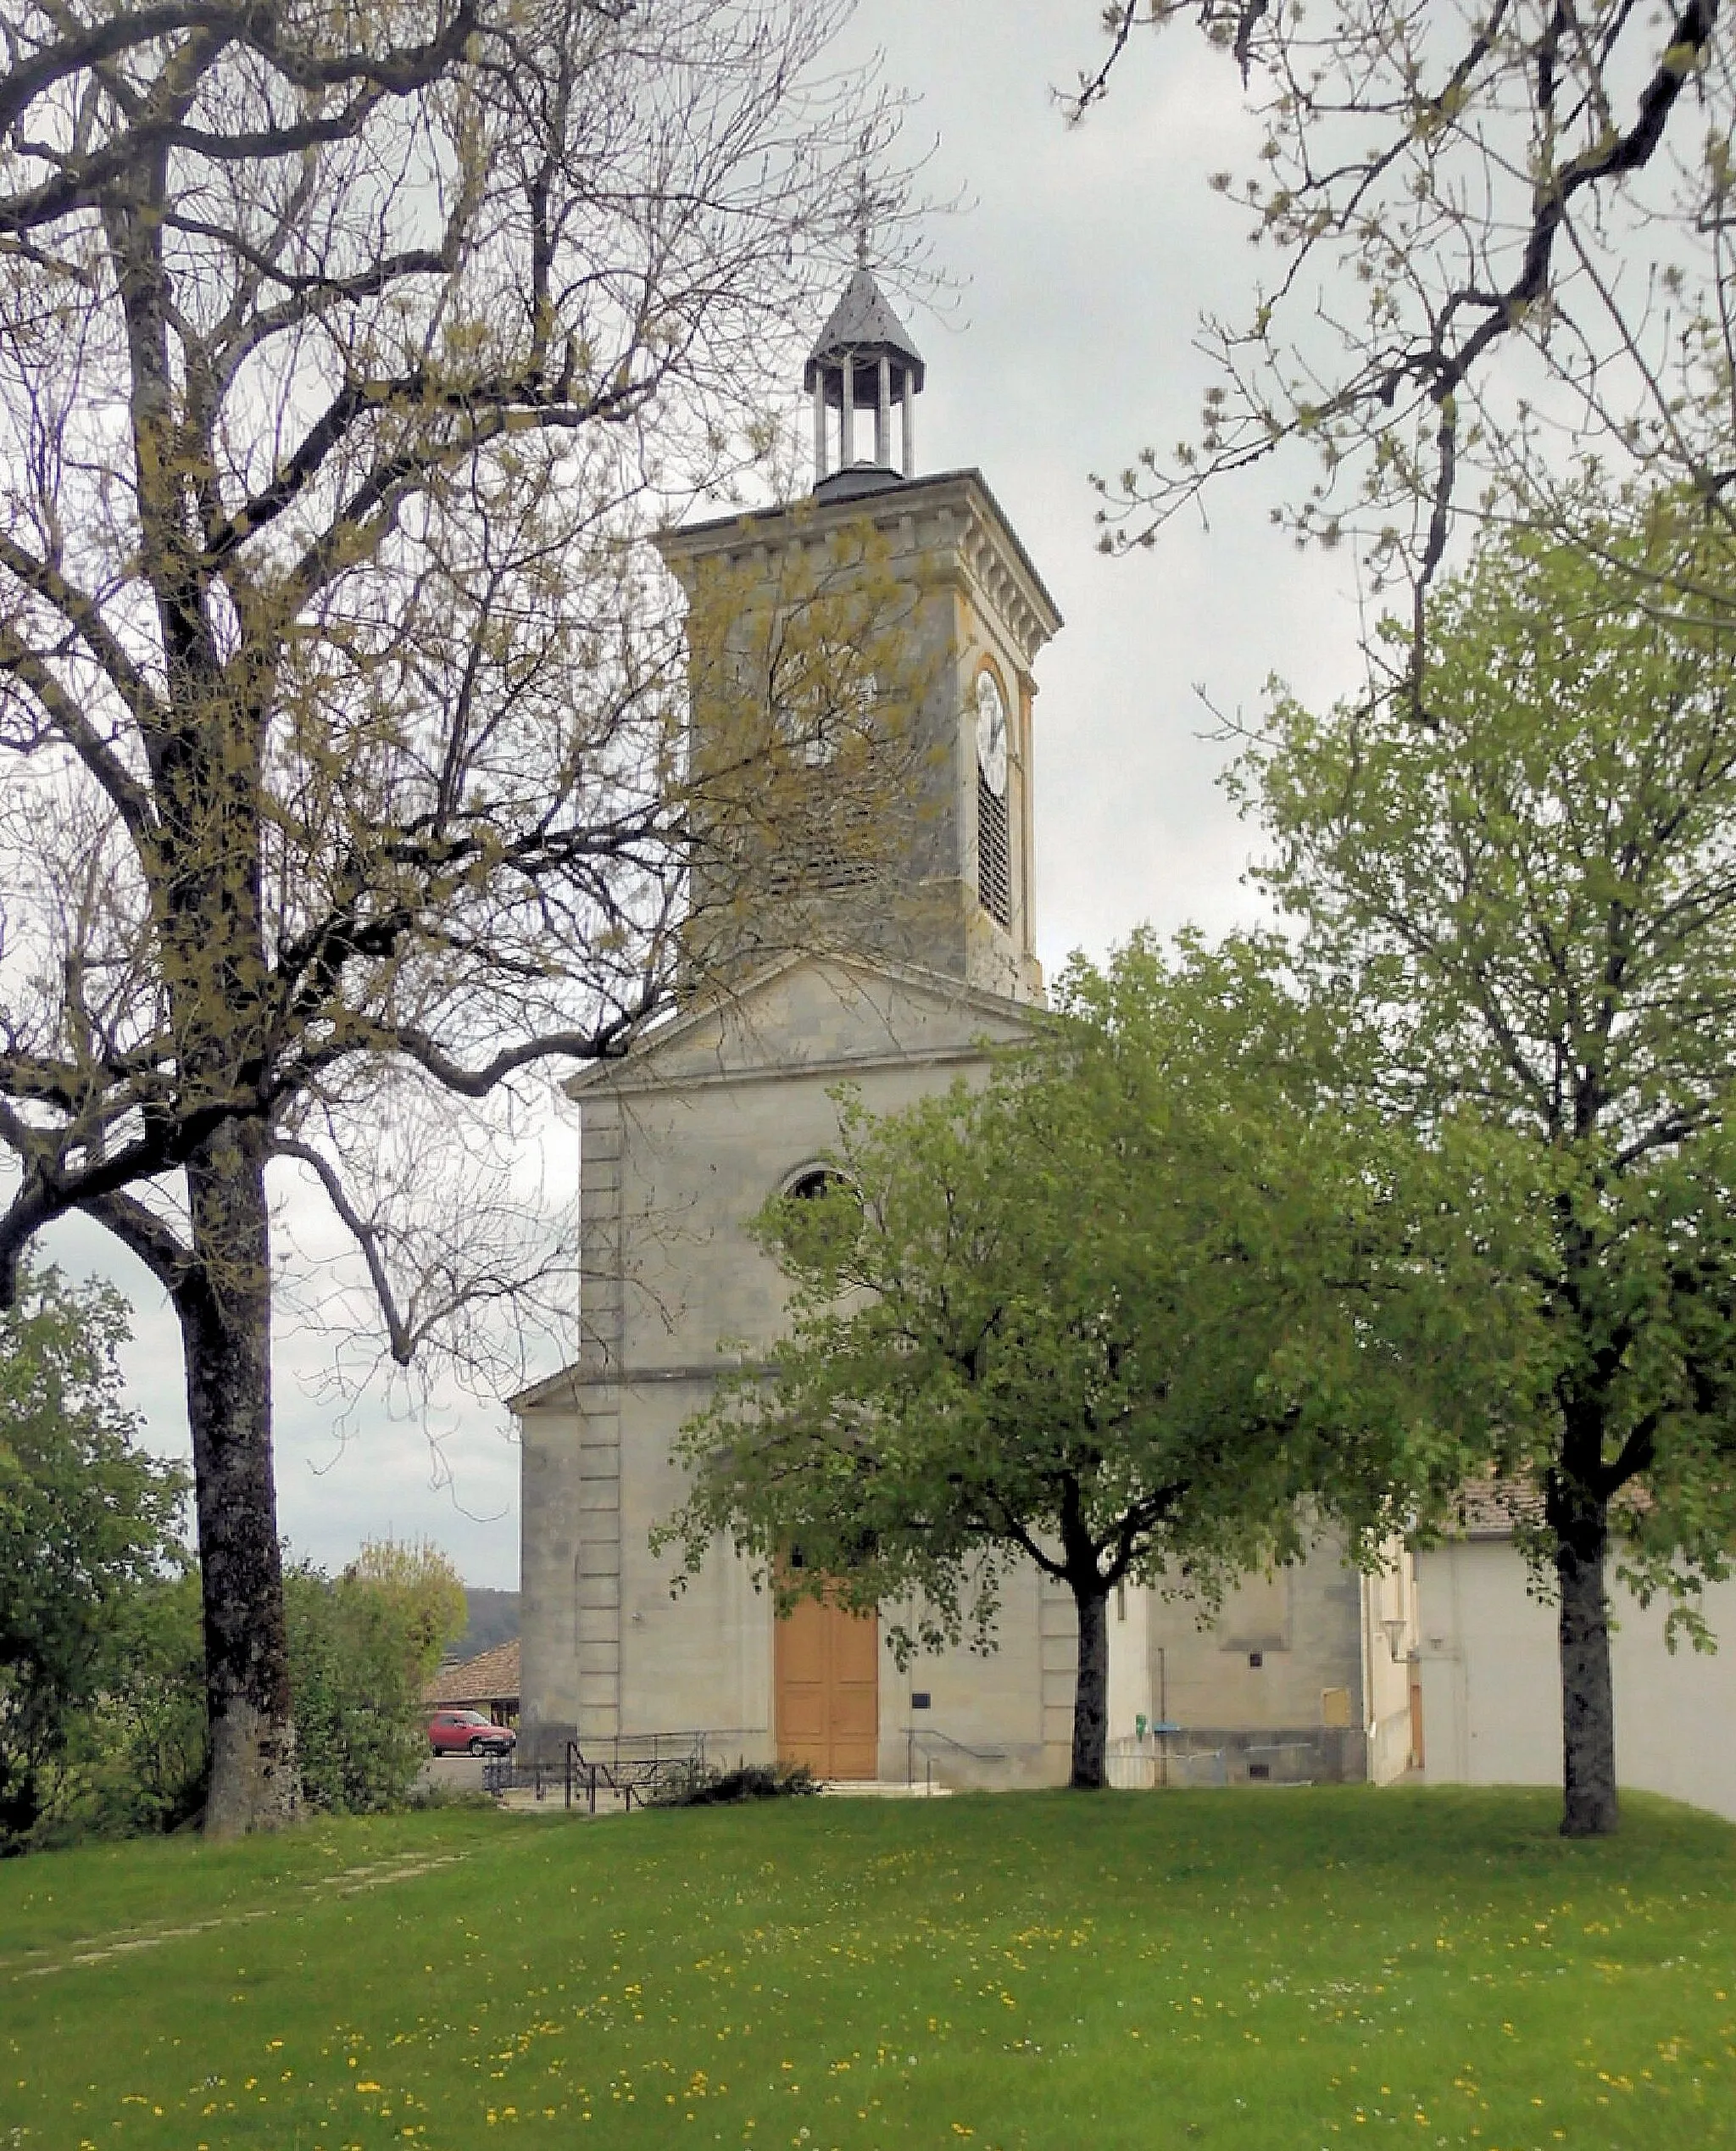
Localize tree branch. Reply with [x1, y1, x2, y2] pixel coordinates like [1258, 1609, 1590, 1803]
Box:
[0, 1, 482, 234]
[0, 532, 163, 726]
[0, 1096, 239, 1304]
[270, 1135, 413, 1364]
[77, 1187, 195, 1301]
[0, 625, 157, 842]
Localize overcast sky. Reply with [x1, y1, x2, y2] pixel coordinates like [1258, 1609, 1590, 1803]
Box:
[39, 2, 1373, 1592]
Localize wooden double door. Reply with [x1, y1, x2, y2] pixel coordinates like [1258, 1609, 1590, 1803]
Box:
[774, 1596, 879, 1780]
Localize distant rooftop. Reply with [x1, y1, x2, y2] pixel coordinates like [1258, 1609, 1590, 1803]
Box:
[425, 1636, 520, 1707]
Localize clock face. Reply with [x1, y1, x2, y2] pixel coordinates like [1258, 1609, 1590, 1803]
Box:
[975, 669, 1009, 797]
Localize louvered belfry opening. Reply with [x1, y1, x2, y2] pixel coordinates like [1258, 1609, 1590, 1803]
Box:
[977, 769, 1011, 927]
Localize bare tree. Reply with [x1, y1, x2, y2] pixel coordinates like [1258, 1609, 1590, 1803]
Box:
[0, 0, 919, 1834]
[1070, 3, 1734, 640]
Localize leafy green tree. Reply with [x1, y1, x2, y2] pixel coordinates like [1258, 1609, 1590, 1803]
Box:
[1246, 489, 1736, 1836]
[662, 935, 1487, 1787]
[285, 1559, 442, 1814]
[58, 1543, 465, 1836]
[344, 1539, 468, 1683]
[0, 1267, 188, 1849]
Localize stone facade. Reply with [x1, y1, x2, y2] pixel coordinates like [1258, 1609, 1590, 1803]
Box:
[1111, 1535, 1418, 1788]
[514, 293, 1417, 1788]
[515, 955, 1069, 1782]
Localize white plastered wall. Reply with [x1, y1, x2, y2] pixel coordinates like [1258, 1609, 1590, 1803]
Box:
[1416, 1537, 1736, 1821]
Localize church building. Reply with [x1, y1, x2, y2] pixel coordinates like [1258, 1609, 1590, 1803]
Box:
[512, 270, 1420, 1791]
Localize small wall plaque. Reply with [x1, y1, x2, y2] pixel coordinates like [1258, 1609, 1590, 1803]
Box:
[910, 1691, 931, 1710]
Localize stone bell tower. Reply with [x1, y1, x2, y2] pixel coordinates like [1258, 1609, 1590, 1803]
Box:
[656, 265, 1059, 1002]
[515, 270, 1075, 1787]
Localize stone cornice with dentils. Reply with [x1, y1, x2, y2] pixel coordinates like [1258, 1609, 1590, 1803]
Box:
[654, 468, 1062, 672]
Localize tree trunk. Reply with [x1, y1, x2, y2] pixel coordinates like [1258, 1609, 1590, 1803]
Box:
[1069, 1584, 1110, 1790]
[1553, 1485, 1617, 1838]
[179, 1119, 298, 1836]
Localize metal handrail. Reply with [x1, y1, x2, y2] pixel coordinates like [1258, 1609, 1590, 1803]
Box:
[576, 1728, 759, 1766]
[483, 1731, 731, 1812]
[904, 1724, 1008, 1788]
[562, 1734, 714, 1814]
[910, 1726, 1008, 1761]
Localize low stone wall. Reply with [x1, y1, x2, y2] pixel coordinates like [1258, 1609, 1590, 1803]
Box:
[1113, 1725, 1369, 1787]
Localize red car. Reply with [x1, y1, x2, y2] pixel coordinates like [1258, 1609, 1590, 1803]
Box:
[427, 1709, 516, 1757]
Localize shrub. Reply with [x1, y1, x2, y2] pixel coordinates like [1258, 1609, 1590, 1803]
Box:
[68, 1572, 209, 1840]
[0, 1268, 190, 1852]
[285, 1563, 437, 1814]
[659, 1761, 820, 1807]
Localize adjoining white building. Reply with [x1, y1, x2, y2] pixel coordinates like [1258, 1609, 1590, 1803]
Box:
[512, 270, 1421, 1792]
[1416, 1492, 1736, 1822]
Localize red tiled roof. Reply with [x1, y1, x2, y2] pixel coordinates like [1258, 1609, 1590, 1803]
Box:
[1454, 1480, 1549, 1548]
[1452, 1476, 1543, 1540]
[424, 1637, 520, 1708]
[1448, 1473, 1653, 1541]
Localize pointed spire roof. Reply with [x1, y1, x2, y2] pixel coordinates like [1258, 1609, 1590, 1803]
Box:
[804, 267, 925, 393]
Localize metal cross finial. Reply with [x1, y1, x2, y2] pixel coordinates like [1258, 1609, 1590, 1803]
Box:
[854, 161, 871, 268]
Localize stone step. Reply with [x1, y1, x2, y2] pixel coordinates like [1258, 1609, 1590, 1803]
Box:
[816, 1779, 954, 1798]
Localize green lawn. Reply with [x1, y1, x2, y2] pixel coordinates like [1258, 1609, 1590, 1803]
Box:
[1, 1786, 1733, 2149]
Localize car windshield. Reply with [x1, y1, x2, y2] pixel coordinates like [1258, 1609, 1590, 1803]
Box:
[453, 1712, 489, 1725]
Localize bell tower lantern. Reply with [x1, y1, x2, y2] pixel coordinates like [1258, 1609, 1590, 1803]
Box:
[805, 265, 926, 488]
[656, 268, 1060, 1005]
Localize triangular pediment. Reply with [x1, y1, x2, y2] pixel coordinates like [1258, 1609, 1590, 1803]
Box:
[565, 955, 1039, 1099]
